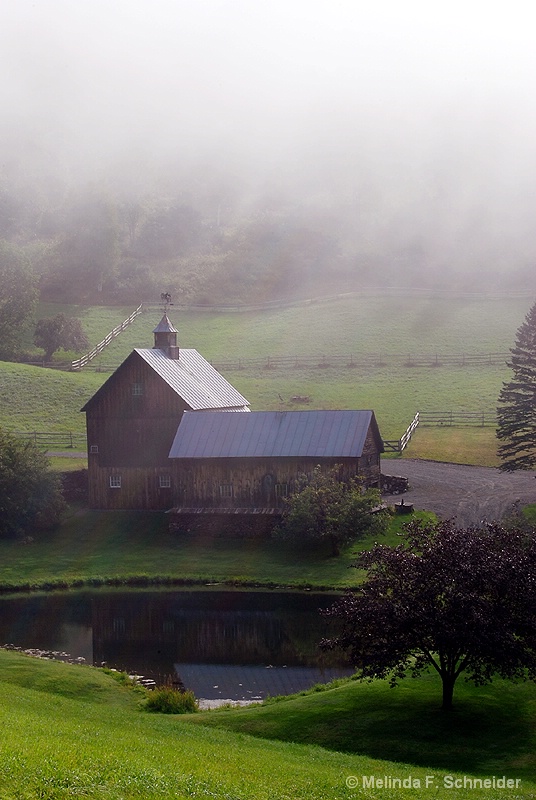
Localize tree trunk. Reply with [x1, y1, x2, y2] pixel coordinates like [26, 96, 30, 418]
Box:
[441, 674, 456, 710]
[329, 534, 340, 557]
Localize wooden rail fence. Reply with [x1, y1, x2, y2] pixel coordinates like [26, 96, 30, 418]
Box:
[78, 350, 510, 374]
[70, 304, 143, 371]
[383, 413, 420, 452]
[14, 432, 87, 450]
[418, 409, 497, 427]
[382, 408, 497, 452]
[210, 352, 509, 371]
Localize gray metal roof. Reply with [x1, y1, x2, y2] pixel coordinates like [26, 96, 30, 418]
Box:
[135, 348, 249, 411]
[169, 410, 382, 459]
[153, 314, 178, 333]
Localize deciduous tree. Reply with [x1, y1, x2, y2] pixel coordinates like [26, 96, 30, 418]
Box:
[0, 429, 65, 538]
[497, 300, 536, 471]
[34, 314, 89, 361]
[275, 465, 388, 556]
[0, 240, 38, 358]
[321, 520, 536, 709]
[43, 191, 120, 301]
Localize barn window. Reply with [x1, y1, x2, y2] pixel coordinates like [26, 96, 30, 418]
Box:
[219, 483, 233, 498]
[132, 382, 143, 396]
[159, 474, 171, 489]
[89, 445, 99, 454]
[275, 483, 289, 498]
[109, 475, 122, 488]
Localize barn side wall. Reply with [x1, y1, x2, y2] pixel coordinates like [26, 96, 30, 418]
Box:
[86, 463, 174, 510]
[171, 450, 381, 509]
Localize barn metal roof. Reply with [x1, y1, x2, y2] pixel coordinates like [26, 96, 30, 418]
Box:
[169, 410, 382, 459]
[153, 314, 178, 333]
[135, 348, 250, 411]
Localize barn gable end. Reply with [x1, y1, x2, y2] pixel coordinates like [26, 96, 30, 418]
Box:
[82, 315, 249, 509]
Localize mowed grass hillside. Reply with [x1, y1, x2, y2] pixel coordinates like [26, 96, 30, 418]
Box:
[0, 649, 535, 800]
[0, 503, 433, 591]
[3, 293, 531, 462]
[52, 293, 529, 363]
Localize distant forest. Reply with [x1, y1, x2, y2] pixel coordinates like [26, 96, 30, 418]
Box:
[1, 164, 535, 320]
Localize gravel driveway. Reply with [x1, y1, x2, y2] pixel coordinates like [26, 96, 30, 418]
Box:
[382, 459, 536, 527]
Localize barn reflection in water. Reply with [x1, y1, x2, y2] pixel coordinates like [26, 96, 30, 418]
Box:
[0, 590, 353, 700]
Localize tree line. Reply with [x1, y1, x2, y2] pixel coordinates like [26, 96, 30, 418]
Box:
[2, 168, 536, 357]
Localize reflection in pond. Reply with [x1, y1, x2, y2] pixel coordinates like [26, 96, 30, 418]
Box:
[0, 590, 353, 700]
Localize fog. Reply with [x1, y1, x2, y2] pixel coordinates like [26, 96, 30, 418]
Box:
[2, 0, 536, 286]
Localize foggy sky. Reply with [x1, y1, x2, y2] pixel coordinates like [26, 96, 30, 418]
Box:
[2, 0, 536, 277]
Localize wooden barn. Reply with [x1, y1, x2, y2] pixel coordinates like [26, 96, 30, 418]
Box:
[167, 409, 384, 515]
[82, 315, 250, 509]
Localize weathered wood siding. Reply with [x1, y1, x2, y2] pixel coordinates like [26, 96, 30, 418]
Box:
[85, 351, 187, 508]
[85, 352, 189, 466]
[361, 425, 382, 486]
[171, 427, 381, 509]
[86, 464, 174, 509]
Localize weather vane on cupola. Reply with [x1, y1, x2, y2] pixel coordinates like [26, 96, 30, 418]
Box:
[160, 291, 173, 311]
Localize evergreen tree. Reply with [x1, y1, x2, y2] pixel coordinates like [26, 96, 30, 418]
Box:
[497, 300, 536, 471]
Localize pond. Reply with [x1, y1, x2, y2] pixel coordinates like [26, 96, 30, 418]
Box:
[0, 589, 354, 702]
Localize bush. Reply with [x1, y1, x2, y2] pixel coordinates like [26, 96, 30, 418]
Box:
[145, 687, 198, 714]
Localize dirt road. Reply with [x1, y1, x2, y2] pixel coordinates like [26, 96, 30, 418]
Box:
[382, 460, 536, 527]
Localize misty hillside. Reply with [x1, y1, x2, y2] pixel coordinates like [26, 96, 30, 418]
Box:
[1, 1, 536, 309]
[1, 171, 535, 308]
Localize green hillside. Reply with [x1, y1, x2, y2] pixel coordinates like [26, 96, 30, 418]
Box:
[55, 293, 531, 364]
[0, 649, 533, 800]
[3, 293, 531, 460]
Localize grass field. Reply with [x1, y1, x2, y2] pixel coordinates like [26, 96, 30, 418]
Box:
[0, 504, 433, 591]
[0, 649, 534, 799]
[3, 292, 532, 462]
[2, 293, 534, 799]
[192, 670, 536, 782]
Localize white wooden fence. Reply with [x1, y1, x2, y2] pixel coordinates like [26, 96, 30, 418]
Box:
[70, 304, 143, 370]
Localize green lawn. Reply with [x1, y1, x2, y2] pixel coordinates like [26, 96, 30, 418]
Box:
[0, 506, 433, 592]
[0, 649, 534, 799]
[2, 293, 523, 464]
[192, 670, 536, 782]
[401, 427, 501, 466]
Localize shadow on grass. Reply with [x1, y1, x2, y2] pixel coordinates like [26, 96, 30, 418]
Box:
[191, 673, 536, 778]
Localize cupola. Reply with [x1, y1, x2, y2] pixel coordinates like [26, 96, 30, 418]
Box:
[153, 314, 179, 359]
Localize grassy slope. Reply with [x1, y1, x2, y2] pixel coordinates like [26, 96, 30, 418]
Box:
[0, 362, 103, 433]
[20, 303, 137, 359]
[3, 294, 530, 462]
[0, 650, 534, 800]
[192, 671, 536, 782]
[0, 507, 432, 590]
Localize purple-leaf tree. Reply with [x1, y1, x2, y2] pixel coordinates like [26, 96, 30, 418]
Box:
[321, 519, 536, 710]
